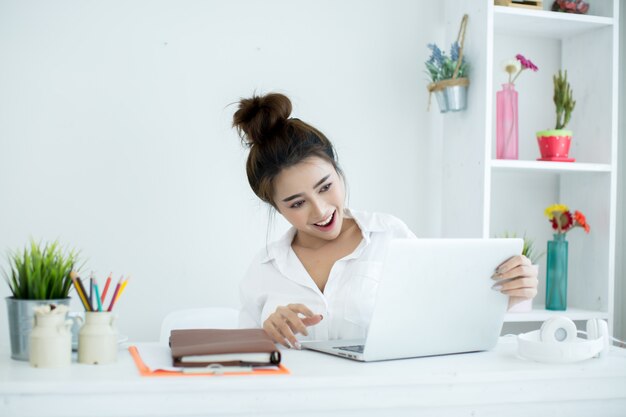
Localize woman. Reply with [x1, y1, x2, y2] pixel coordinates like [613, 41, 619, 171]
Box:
[234, 92, 538, 349]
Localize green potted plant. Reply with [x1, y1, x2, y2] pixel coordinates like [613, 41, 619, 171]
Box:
[425, 14, 469, 113]
[3, 239, 82, 360]
[536, 69, 577, 162]
[499, 232, 544, 313]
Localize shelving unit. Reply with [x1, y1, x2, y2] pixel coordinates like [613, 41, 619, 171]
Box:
[490, 160, 612, 173]
[505, 306, 609, 323]
[440, 0, 619, 332]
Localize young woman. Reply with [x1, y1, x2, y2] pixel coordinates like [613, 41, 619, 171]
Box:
[233, 93, 538, 349]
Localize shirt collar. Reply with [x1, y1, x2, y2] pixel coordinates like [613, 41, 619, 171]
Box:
[259, 208, 385, 264]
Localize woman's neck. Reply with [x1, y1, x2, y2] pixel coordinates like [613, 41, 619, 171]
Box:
[292, 218, 359, 250]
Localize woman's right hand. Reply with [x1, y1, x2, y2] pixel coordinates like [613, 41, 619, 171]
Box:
[263, 304, 323, 348]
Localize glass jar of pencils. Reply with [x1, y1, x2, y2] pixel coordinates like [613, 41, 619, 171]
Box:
[78, 312, 118, 365]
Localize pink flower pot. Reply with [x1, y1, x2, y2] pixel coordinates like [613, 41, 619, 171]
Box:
[536, 130, 575, 162]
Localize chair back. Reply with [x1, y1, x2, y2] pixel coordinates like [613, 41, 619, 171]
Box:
[159, 307, 239, 345]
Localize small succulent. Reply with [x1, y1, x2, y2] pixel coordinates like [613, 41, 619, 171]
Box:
[553, 70, 576, 130]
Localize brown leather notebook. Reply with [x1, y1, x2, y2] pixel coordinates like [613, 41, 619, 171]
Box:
[169, 328, 281, 367]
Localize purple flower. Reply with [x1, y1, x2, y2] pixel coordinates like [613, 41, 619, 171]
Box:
[427, 43, 444, 66]
[450, 42, 460, 62]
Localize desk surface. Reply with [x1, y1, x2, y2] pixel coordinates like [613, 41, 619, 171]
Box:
[2, 339, 626, 417]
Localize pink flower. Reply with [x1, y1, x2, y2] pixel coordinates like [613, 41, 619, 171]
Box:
[516, 54, 538, 72]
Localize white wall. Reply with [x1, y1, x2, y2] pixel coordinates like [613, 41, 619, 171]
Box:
[0, 0, 443, 341]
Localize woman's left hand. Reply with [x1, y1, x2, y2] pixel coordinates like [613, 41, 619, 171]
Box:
[492, 255, 539, 309]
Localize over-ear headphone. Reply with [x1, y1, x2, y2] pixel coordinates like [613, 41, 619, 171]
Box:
[517, 316, 609, 363]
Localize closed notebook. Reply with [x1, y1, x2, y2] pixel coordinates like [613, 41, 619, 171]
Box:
[169, 328, 281, 367]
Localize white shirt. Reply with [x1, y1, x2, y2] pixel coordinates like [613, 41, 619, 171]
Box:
[238, 208, 417, 341]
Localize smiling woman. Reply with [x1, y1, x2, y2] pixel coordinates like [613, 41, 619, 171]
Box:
[232, 92, 538, 348]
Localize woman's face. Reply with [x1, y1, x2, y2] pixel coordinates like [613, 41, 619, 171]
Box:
[273, 156, 346, 247]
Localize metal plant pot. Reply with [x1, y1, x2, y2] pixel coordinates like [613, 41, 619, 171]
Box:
[6, 297, 71, 361]
[434, 90, 449, 113]
[444, 85, 468, 112]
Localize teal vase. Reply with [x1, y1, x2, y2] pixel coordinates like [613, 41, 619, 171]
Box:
[546, 234, 568, 310]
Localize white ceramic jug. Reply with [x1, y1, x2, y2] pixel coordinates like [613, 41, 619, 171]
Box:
[78, 312, 118, 365]
[29, 308, 73, 368]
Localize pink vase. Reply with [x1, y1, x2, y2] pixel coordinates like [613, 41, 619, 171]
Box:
[496, 83, 518, 160]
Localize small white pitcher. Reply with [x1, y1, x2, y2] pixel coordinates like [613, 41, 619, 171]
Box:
[78, 312, 118, 365]
[29, 309, 73, 368]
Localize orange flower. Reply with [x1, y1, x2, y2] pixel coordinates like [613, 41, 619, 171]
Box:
[574, 210, 590, 233]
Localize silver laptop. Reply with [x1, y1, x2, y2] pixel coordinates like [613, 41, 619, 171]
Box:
[300, 238, 523, 362]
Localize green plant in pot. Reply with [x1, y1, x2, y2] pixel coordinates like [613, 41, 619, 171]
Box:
[425, 14, 470, 113]
[3, 239, 82, 360]
[536, 69, 576, 162]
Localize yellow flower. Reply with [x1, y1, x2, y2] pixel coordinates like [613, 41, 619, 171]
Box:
[544, 204, 569, 219]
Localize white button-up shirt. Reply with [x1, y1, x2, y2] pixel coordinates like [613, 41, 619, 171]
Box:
[238, 208, 417, 341]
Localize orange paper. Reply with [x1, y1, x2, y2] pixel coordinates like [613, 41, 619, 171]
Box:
[128, 346, 290, 377]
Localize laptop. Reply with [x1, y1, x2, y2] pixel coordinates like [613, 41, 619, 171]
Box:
[300, 238, 523, 362]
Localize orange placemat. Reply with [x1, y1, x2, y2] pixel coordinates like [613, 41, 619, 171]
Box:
[128, 346, 290, 377]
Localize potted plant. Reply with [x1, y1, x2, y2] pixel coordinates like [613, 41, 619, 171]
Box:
[551, 0, 589, 14]
[498, 232, 544, 313]
[536, 70, 577, 162]
[425, 14, 469, 113]
[3, 239, 82, 360]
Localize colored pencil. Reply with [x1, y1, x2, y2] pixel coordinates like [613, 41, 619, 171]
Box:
[70, 274, 91, 311]
[76, 276, 92, 312]
[101, 274, 112, 304]
[89, 276, 93, 310]
[94, 281, 103, 312]
[107, 278, 123, 312]
[76, 277, 91, 311]
[115, 276, 130, 303]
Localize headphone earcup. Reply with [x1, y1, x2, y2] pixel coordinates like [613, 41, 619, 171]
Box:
[586, 319, 609, 358]
[540, 316, 577, 343]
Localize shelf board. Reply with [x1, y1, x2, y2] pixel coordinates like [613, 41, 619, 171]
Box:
[494, 6, 614, 39]
[490, 159, 612, 173]
[505, 306, 609, 323]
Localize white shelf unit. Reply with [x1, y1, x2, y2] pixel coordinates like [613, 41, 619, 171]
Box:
[440, 1, 619, 330]
[505, 306, 610, 323]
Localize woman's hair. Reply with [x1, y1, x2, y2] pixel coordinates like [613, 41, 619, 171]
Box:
[232, 93, 343, 208]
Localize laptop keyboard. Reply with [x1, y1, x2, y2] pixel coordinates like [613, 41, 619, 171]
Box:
[336, 345, 365, 353]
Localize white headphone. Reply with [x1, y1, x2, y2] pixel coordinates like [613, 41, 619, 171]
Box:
[517, 316, 609, 363]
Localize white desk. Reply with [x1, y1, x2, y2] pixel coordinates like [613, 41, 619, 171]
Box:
[2, 339, 626, 417]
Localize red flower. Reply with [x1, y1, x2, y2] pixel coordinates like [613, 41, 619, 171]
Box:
[574, 210, 590, 233]
[551, 210, 573, 232]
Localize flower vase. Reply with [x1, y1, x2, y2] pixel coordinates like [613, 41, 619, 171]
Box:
[546, 234, 568, 310]
[496, 83, 518, 160]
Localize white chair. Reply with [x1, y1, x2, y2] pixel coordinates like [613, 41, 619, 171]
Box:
[159, 307, 240, 345]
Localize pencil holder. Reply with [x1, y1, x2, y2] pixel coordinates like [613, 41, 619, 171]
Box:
[78, 312, 118, 365]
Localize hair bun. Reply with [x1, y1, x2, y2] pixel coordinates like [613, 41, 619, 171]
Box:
[233, 93, 292, 146]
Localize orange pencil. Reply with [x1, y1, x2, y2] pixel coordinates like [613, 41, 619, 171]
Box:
[101, 274, 112, 304]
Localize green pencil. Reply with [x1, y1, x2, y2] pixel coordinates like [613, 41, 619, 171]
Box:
[94, 282, 103, 312]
